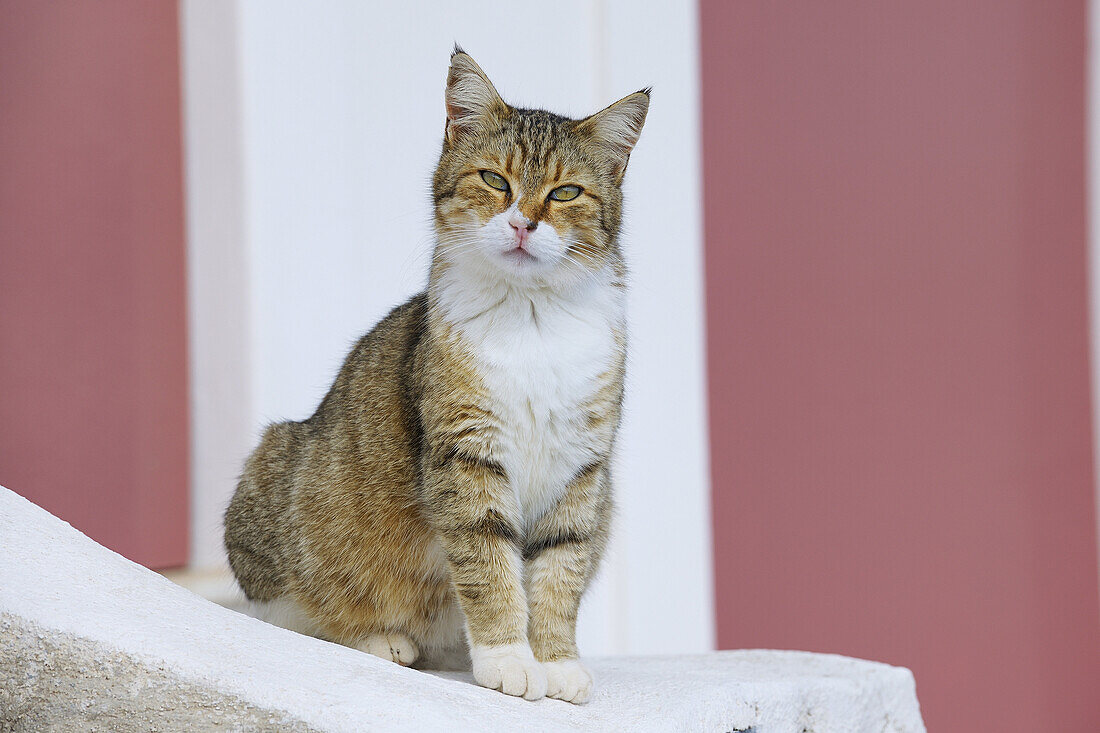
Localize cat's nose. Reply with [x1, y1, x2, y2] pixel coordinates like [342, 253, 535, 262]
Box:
[508, 211, 538, 248]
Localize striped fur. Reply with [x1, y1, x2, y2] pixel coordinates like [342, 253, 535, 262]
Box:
[224, 49, 647, 704]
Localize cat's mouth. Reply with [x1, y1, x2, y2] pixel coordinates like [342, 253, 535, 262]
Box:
[502, 246, 538, 264]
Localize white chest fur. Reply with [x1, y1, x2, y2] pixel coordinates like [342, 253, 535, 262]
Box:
[435, 267, 623, 526]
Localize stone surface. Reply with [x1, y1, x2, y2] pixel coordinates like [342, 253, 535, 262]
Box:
[0, 486, 926, 732]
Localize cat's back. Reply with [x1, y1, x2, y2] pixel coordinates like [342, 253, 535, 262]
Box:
[310, 291, 428, 433]
[226, 292, 430, 601]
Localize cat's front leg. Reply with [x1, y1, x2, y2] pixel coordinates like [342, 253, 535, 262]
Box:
[423, 441, 547, 701]
[524, 460, 612, 704]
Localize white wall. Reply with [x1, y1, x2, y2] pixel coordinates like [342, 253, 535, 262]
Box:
[182, 0, 712, 656]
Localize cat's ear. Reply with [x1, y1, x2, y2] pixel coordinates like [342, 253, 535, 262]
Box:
[445, 47, 506, 144]
[577, 89, 650, 182]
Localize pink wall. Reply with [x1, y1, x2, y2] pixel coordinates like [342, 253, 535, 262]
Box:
[701, 2, 1100, 730]
[0, 1, 189, 568]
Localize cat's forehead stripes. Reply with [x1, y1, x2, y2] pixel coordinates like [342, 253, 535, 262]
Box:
[493, 109, 577, 185]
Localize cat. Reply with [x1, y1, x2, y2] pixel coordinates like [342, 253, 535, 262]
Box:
[224, 47, 648, 704]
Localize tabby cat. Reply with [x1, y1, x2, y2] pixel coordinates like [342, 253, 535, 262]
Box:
[224, 48, 648, 704]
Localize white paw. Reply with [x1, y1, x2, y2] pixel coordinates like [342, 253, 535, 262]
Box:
[470, 643, 547, 701]
[357, 633, 419, 666]
[543, 658, 593, 704]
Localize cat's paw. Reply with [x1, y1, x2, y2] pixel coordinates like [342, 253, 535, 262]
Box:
[543, 658, 593, 704]
[470, 643, 547, 701]
[357, 633, 419, 666]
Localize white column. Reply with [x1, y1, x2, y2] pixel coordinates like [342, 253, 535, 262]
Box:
[182, 0, 714, 654]
[179, 0, 253, 570]
[600, 0, 715, 655]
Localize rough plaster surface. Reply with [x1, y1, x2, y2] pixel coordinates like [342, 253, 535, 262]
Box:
[1, 614, 314, 733]
[0, 486, 926, 731]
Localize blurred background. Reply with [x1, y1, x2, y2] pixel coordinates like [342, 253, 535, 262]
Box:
[1, 1, 1098, 730]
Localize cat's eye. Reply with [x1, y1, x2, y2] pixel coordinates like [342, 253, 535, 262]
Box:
[480, 170, 509, 192]
[548, 185, 582, 202]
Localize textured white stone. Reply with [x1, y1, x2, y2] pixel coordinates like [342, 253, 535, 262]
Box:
[0, 486, 926, 732]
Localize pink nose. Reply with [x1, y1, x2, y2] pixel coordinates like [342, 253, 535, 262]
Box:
[508, 211, 537, 248]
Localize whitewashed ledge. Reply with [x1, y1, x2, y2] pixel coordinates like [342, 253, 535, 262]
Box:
[0, 486, 925, 732]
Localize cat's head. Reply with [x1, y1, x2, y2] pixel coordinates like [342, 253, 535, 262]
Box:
[431, 48, 649, 287]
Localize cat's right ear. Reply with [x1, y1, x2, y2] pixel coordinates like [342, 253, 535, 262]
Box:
[445, 47, 506, 144]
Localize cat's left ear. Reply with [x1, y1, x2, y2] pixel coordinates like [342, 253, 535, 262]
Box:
[577, 89, 650, 182]
[445, 48, 506, 144]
